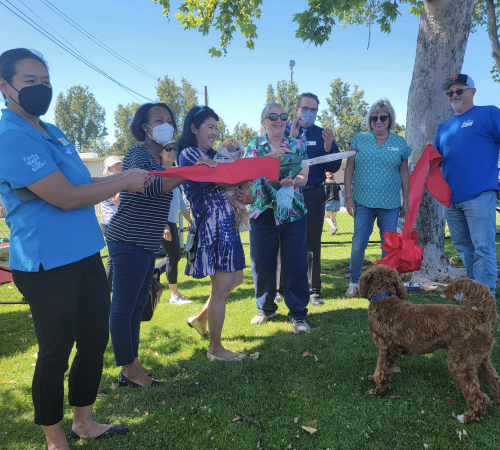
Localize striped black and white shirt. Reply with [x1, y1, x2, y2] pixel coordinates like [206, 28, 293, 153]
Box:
[106, 145, 173, 252]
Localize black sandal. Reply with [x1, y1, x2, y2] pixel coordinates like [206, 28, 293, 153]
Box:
[69, 424, 128, 440]
[118, 370, 162, 387]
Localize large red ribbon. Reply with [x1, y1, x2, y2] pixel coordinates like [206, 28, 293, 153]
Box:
[150, 156, 280, 183]
[377, 145, 451, 272]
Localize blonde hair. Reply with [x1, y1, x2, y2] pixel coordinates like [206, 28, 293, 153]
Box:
[102, 156, 122, 176]
[365, 99, 396, 132]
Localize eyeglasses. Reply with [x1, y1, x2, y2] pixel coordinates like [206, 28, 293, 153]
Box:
[300, 106, 317, 113]
[370, 115, 389, 123]
[445, 88, 472, 98]
[265, 113, 289, 122]
[164, 146, 174, 152]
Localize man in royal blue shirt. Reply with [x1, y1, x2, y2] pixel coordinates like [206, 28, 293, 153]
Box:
[433, 74, 500, 294]
[279, 92, 341, 306]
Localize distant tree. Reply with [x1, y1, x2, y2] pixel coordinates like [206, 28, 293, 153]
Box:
[318, 78, 369, 151]
[392, 123, 406, 139]
[214, 116, 231, 149]
[108, 102, 140, 155]
[54, 85, 107, 151]
[81, 137, 110, 157]
[232, 122, 258, 147]
[156, 75, 199, 128]
[266, 84, 276, 103]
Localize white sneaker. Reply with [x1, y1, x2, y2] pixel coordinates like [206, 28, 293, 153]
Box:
[169, 292, 192, 305]
[330, 226, 337, 235]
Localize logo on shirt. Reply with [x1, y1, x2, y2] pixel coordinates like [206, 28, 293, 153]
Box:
[461, 120, 474, 128]
[23, 153, 47, 173]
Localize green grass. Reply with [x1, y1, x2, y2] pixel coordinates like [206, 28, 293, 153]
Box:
[1, 223, 500, 449]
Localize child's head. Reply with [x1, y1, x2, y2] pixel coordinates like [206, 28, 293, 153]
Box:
[326, 172, 334, 181]
[217, 139, 245, 162]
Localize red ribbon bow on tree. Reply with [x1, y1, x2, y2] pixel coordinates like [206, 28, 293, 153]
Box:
[376, 145, 451, 273]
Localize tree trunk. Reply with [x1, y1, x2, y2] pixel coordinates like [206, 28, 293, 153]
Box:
[405, 0, 478, 284]
[486, 0, 500, 72]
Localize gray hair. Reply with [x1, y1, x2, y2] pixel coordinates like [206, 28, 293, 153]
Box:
[261, 101, 285, 122]
[365, 99, 396, 131]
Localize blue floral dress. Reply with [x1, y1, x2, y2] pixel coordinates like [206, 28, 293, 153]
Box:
[179, 147, 245, 278]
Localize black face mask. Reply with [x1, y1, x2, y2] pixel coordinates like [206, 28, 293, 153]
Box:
[8, 83, 52, 116]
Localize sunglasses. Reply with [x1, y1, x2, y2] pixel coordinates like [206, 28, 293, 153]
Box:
[164, 146, 174, 152]
[370, 115, 389, 123]
[193, 106, 206, 117]
[266, 113, 289, 122]
[445, 87, 472, 98]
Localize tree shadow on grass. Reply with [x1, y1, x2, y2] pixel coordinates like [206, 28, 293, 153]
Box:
[0, 308, 35, 359]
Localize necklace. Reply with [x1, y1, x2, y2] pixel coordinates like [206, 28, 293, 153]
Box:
[374, 133, 388, 141]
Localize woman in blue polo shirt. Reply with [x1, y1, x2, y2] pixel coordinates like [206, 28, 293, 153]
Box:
[0, 49, 151, 450]
[343, 99, 411, 298]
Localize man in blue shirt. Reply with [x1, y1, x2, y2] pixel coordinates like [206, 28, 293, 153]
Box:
[278, 92, 341, 306]
[433, 74, 500, 294]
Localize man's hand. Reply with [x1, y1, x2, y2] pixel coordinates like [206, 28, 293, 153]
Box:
[289, 118, 300, 138]
[322, 128, 334, 152]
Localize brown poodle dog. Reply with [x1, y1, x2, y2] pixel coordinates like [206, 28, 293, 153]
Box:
[359, 265, 500, 423]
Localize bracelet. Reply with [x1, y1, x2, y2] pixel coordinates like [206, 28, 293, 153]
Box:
[346, 197, 353, 201]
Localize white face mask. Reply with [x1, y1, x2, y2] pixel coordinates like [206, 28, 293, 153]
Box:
[145, 122, 175, 146]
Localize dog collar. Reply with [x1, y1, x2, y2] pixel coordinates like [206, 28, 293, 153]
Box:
[370, 292, 391, 302]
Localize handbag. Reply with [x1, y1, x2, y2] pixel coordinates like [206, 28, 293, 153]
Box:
[185, 190, 215, 266]
[141, 273, 165, 322]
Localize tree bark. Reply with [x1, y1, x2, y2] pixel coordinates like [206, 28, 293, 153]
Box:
[405, 0, 478, 284]
[486, 0, 500, 72]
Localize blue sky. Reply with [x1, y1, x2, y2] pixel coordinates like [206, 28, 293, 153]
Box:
[2, 0, 499, 144]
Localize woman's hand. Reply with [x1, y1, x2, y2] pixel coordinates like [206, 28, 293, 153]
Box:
[196, 158, 218, 168]
[235, 186, 254, 204]
[268, 147, 290, 159]
[163, 224, 172, 241]
[400, 201, 409, 218]
[346, 198, 355, 217]
[123, 170, 151, 193]
[280, 176, 294, 188]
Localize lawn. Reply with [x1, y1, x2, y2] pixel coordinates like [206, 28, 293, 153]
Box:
[1, 222, 500, 450]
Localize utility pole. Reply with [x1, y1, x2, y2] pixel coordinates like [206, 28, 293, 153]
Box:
[204, 86, 208, 106]
[289, 60, 295, 83]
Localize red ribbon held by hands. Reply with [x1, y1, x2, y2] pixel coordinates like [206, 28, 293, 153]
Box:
[377, 145, 451, 273]
[150, 156, 280, 184]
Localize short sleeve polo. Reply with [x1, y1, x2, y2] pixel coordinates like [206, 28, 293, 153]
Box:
[0, 109, 104, 272]
[350, 131, 411, 209]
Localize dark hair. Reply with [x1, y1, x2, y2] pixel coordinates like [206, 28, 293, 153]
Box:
[130, 102, 177, 142]
[176, 105, 219, 161]
[298, 92, 320, 108]
[0, 48, 49, 100]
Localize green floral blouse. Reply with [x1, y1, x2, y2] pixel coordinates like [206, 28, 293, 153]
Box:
[245, 135, 308, 225]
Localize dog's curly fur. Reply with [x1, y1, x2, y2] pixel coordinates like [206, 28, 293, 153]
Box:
[359, 265, 500, 423]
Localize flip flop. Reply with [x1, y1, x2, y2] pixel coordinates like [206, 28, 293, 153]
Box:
[187, 316, 207, 336]
[207, 351, 246, 361]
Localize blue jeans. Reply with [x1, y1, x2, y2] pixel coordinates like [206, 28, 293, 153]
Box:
[445, 191, 497, 293]
[350, 202, 400, 284]
[250, 209, 309, 321]
[108, 241, 156, 366]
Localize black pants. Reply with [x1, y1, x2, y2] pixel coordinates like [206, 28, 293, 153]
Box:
[12, 253, 110, 426]
[155, 222, 181, 285]
[277, 185, 326, 297]
[100, 223, 113, 291]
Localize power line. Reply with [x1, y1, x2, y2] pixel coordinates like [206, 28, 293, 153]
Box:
[40, 0, 158, 81]
[0, 0, 154, 103]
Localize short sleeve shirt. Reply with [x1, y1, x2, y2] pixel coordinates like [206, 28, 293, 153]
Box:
[0, 109, 104, 271]
[350, 132, 411, 209]
[246, 135, 308, 225]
